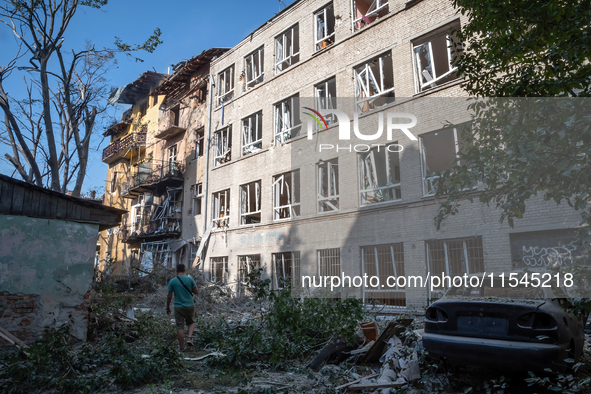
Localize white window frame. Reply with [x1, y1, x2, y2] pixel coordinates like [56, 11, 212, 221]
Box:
[131, 194, 145, 234]
[315, 77, 337, 125]
[273, 251, 301, 289]
[167, 144, 178, 170]
[212, 189, 230, 228]
[361, 243, 405, 308]
[318, 158, 339, 212]
[317, 248, 340, 277]
[420, 127, 462, 196]
[274, 94, 300, 145]
[109, 170, 118, 194]
[354, 52, 394, 112]
[412, 32, 458, 92]
[275, 24, 300, 74]
[359, 145, 401, 205]
[272, 170, 300, 221]
[214, 126, 232, 167]
[240, 181, 261, 225]
[351, 0, 389, 31]
[217, 65, 234, 106]
[314, 3, 335, 52]
[192, 183, 203, 216]
[245, 47, 264, 90]
[210, 256, 229, 284]
[241, 112, 263, 155]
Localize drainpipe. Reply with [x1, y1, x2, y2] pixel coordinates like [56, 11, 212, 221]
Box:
[201, 72, 215, 272]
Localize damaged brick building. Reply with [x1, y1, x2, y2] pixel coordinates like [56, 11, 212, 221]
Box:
[100, 0, 587, 309]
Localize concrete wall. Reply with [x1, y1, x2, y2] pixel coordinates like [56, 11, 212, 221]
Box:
[0, 215, 98, 344]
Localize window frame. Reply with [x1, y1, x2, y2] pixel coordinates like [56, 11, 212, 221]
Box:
[210, 256, 229, 284]
[354, 52, 395, 113]
[361, 243, 406, 308]
[412, 26, 459, 93]
[214, 126, 232, 167]
[314, 3, 336, 52]
[195, 128, 204, 159]
[275, 24, 300, 74]
[212, 189, 230, 228]
[318, 158, 339, 212]
[245, 46, 265, 90]
[192, 183, 203, 216]
[273, 251, 301, 289]
[317, 248, 341, 277]
[272, 170, 300, 221]
[217, 65, 235, 106]
[351, 0, 389, 32]
[358, 144, 401, 205]
[274, 94, 301, 145]
[419, 126, 464, 196]
[241, 111, 263, 155]
[240, 180, 262, 225]
[314, 77, 337, 125]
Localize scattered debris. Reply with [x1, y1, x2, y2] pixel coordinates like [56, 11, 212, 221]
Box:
[0, 325, 29, 350]
[183, 351, 226, 361]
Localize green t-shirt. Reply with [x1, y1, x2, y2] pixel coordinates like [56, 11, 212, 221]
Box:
[167, 275, 196, 308]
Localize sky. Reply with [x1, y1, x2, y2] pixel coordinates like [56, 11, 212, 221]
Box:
[0, 0, 297, 194]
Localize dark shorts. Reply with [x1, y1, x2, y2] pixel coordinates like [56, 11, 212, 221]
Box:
[174, 306, 194, 330]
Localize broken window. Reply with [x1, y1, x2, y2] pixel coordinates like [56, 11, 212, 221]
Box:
[240, 181, 261, 225]
[275, 24, 300, 73]
[359, 144, 401, 204]
[362, 244, 405, 307]
[318, 158, 339, 212]
[242, 111, 263, 155]
[318, 248, 340, 277]
[273, 251, 301, 289]
[315, 3, 335, 52]
[217, 65, 234, 106]
[140, 241, 172, 273]
[167, 145, 178, 172]
[131, 194, 145, 234]
[427, 237, 484, 299]
[211, 256, 229, 284]
[109, 170, 118, 193]
[354, 52, 394, 113]
[420, 126, 469, 195]
[171, 105, 180, 127]
[192, 183, 203, 216]
[273, 170, 300, 220]
[238, 254, 262, 296]
[195, 128, 204, 158]
[351, 0, 389, 31]
[214, 126, 232, 167]
[413, 27, 459, 92]
[274, 94, 301, 145]
[245, 46, 264, 90]
[212, 189, 230, 228]
[315, 77, 337, 125]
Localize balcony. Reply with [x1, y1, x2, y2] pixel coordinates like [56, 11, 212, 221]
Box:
[120, 217, 182, 243]
[155, 110, 186, 140]
[102, 132, 147, 164]
[122, 161, 185, 198]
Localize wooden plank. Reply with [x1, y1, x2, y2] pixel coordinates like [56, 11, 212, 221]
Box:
[0, 325, 29, 349]
[0, 181, 14, 214]
[50, 196, 59, 218]
[74, 203, 82, 220]
[66, 200, 76, 220]
[335, 374, 379, 390]
[21, 188, 33, 216]
[348, 381, 405, 391]
[56, 198, 68, 219]
[29, 190, 40, 217]
[37, 192, 48, 217]
[79, 206, 91, 221]
[10, 185, 25, 215]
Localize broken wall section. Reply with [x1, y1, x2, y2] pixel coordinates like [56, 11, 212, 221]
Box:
[0, 215, 98, 344]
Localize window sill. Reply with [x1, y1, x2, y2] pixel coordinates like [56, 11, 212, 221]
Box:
[212, 147, 269, 170]
[413, 78, 464, 98]
[359, 198, 403, 210]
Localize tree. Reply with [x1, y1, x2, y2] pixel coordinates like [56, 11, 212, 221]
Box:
[0, 0, 161, 196]
[434, 0, 591, 247]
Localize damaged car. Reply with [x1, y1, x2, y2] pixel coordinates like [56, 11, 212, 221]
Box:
[423, 273, 585, 372]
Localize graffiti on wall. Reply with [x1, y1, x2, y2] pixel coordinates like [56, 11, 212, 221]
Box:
[510, 229, 589, 268]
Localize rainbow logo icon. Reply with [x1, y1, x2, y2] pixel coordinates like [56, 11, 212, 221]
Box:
[303, 107, 329, 131]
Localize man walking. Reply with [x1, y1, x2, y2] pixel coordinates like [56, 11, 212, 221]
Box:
[166, 264, 198, 351]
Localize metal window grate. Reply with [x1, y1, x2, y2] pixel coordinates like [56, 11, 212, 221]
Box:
[210, 256, 229, 284]
[318, 248, 341, 277]
[238, 254, 262, 296]
[273, 251, 301, 289]
[362, 243, 406, 307]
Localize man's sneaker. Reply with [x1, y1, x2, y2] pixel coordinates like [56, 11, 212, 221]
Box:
[186, 339, 194, 347]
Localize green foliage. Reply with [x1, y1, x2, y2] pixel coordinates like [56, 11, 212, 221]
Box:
[452, 0, 591, 97]
[435, 0, 591, 244]
[0, 323, 108, 394]
[526, 370, 591, 393]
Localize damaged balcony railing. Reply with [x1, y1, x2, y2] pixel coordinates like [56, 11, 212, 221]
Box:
[120, 217, 182, 242]
[131, 161, 185, 189]
[102, 132, 147, 162]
